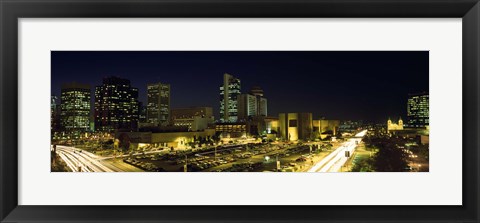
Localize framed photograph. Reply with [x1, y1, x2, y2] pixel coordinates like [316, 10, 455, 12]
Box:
[1, 0, 479, 222]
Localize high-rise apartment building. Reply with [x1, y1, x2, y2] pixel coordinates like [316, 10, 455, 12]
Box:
[147, 82, 170, 126]
[60, 83, 91, 133]
[219, 73, 241, 122]
[407, 92, 429, 128]
[94, 76, 140, 132]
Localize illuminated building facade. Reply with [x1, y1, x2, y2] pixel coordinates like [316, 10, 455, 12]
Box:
[219, 73, 241, 122]
[237, 86, 268, 122]
[116, 129, 216, 150]
[250, 86, 268, 117]
[387, 117, 404, 132]
[171, 107, 214, 131]
[60, 83, 91, 133]
[265, 117, 279, 134]
[313, 119, 340, 138]
[279, 113, 313, 141]
[94, 76, 139, 132]
[407, 92, 429, 128]
[147, 82, 171, 126]
[215, 123, 247, 138]
[237, 94, 257, 121]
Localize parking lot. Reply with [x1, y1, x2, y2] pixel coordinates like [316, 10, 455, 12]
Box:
[123, 141, 339, 172]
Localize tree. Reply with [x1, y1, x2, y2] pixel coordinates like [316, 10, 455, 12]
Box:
[351, 157, 375, 172]
[373, 142, 408, 172]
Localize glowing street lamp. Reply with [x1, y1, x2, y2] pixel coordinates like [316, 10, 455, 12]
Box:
[264, 156, 270, 162]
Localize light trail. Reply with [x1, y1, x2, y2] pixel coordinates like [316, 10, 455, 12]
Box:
[56, 145, 115, 172]
[307, 130, 367, 172]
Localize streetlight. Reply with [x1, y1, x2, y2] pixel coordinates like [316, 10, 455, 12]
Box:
[184, 154, 188, 172]
[276, 154, 280, 172]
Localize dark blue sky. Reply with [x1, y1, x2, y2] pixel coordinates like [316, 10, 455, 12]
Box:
[51, 51, 428, 123]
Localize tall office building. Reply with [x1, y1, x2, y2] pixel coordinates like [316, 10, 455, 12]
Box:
[60, 83, 91, 133]
[147, 82, 170, 126]
[237, 86, 268, 122]
[94, 76, 140, 132]
[219, 73, 241, 122]
[407, 92, 429, 128]
[250, 86, 267, 116]
[237, 94, 257, 121]
[51, 95, 61, 132]
[139, 102, 147, 123]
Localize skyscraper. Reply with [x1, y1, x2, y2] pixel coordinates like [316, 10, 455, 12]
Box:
[220, 73, 241, 122]
[407, 92, 429, 128]
[237, 86, 268, 122]
[94, 76, 140, 132]
[60, 83, 91, 133]
[51, 95, 61, 132]
[237, 94, 257, 122]
[139, 102, 147, 123]
[147, 82, 170, 126]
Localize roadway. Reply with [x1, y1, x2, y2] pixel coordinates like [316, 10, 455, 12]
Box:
[307, 130, 367, 172]
[55, 145, 138, 172]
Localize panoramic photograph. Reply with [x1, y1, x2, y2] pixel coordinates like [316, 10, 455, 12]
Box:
[50, 51, 429, 172]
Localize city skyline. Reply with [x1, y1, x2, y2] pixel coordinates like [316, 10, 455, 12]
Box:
[51, 51, 429, 173]
[51, 51, 428, 123]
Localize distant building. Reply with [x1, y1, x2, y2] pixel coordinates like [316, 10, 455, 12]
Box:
[387, 117, 404, 132]
[116, 128, 216, 150]
[60, 83, 91, 133]
[94, 76, 140, 132]
[339, 120, 362, 133]
[279, 113, 313, 141]
[220, 73, 241, 122]
[171, 107, 214, 131]
[313, 119, 340, 139]
[407, 92, 429, 128]
[215, 123, 246, 138]
[147, 82, 171, 126]
[237, 86, 268, 122]
[250, 86, 268, 117]
[51, 95, 61, 132]
[139, 103, 147, 123]
[265, 117, 279, 134]
[237, 94, 257, 121]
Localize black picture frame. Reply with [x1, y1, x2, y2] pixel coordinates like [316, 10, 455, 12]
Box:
[1, 0, 479, 222]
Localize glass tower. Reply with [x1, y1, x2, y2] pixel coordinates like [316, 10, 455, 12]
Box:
[407, 92, 429, 128]
[94, 76, 140, 132]
[220, 73, 241, 123]
[147, 82, 170, 126]
[60, 83, 91, 134]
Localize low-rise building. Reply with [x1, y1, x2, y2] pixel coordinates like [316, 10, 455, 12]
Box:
[215, 122, 246, 138]
[387, 117, 404, 132]
[313, 119, 340, 139]
[171, 107, 214, 131]
[278, 113, 313, 141]
[116, 128, 216, 150]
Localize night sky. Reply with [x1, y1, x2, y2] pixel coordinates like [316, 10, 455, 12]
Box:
[51, 51, 428, 123]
